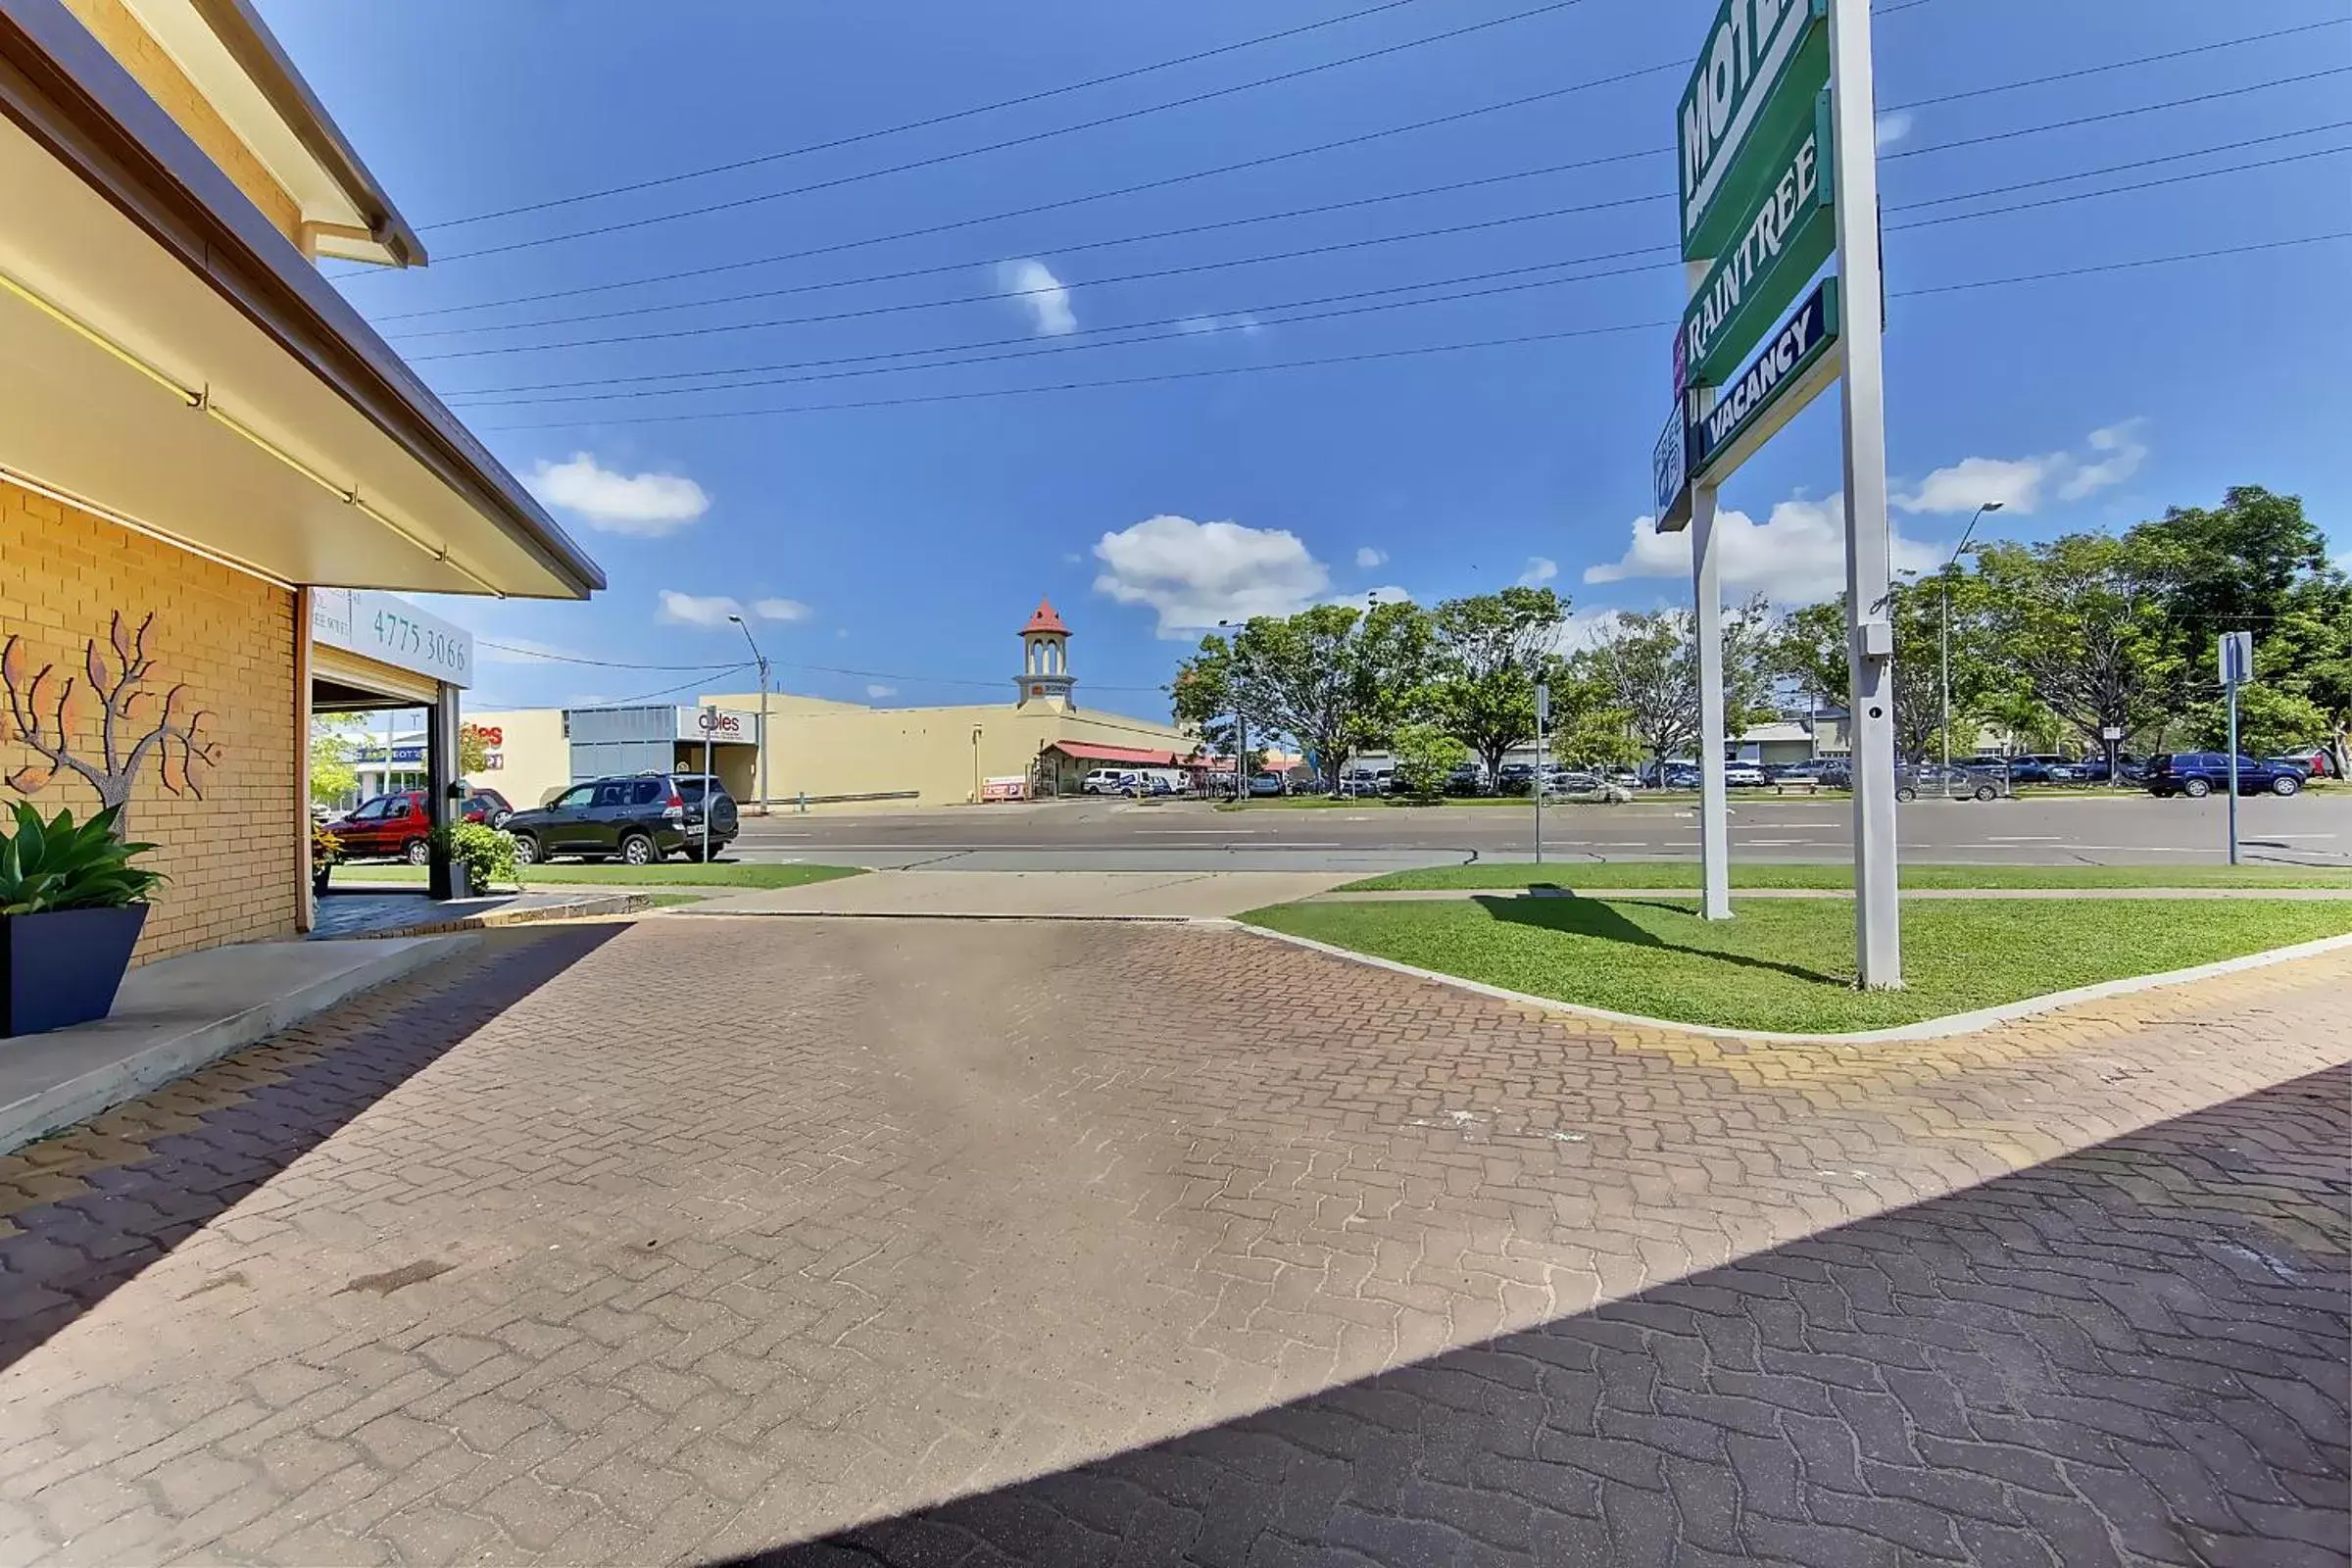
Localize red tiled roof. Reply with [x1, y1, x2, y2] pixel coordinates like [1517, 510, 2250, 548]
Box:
[1049, 742, 1189, 766]
[1021, 598, 1070, 635]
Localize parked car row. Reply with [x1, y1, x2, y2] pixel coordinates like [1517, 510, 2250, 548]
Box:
[319, 775, 739, 866]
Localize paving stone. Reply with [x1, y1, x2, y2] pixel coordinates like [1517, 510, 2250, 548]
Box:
[0, 921, 2341, 1565]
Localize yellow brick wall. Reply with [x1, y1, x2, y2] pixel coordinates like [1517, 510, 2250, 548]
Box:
[57, 0, 307, 245]
[1, 482, 299, 962]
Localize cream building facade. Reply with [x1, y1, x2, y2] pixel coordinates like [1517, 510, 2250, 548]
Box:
[467, 601, 1201, 809]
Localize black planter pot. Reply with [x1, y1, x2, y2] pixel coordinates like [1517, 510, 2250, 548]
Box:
[1, 904, 149, 1037]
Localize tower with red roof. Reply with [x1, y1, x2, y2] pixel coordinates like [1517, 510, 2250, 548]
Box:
[1014, 598, 1076, 711]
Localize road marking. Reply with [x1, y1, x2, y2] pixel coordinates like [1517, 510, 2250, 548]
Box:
[1986, 836, 2065, 843]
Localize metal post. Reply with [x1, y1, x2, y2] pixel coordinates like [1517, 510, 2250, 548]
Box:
[1939, 585, 1951, 775]
[1533, 679, 1548, 866]
[1691, 486, 1733, 921]
[757, 661, 771, 815]
[1237, 711, 1250, 801]
[2227, 676, 2241, 865]
[700, 708, 713, 861]
[426, 687, 460, 900]
[1829, 0, 1900, 986]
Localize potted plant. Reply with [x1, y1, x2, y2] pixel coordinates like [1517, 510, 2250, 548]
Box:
[429, 821, 518, 902]
[312, 822, 343, 896]
[1, 802, 164, 1036]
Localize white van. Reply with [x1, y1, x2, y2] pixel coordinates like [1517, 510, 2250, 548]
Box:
[1081, 767, 1134, 795]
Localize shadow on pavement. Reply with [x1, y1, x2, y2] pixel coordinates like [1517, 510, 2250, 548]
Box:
[0, 924, 626, 1373]
[1476, 892, 1851, 988]
[721, 1066, 2350, 1567]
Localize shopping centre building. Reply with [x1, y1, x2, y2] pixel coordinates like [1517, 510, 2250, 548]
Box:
[1, 0, 602, 960]
[466, 601, 1205, 810]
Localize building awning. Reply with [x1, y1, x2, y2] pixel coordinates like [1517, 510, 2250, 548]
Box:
[0, 0, 603, 599]
[1048, 742, 1192, 767]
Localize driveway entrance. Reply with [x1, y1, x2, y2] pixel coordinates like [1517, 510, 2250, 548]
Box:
[1, 917, 2343, 1563]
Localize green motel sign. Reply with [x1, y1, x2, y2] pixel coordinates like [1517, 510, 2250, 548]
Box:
[1679, 87, 1834, 390]
[1678, 0, 1830, 263]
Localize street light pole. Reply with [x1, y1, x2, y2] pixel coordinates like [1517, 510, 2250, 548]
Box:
[727, 614, 771, 815]
[1938, 501, 2002, 775]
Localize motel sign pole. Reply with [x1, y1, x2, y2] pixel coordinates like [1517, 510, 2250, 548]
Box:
[1827, 0, 1900, 986]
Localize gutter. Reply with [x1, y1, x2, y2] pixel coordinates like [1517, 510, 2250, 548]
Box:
[0, 0, 605, 599]
[184, 0, 427, 268]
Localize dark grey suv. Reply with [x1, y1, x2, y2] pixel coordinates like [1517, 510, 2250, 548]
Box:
[503, 773, 740, 865]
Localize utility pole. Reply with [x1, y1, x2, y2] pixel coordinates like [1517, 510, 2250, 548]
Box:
[1939, 501, 2001, 774]
[700, 707, 713, 861]
[727, 614, 771, 814]
[2222, 632, 2253, 865]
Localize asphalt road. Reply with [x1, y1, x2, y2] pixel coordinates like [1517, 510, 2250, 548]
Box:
[730, 791, 2352, 872]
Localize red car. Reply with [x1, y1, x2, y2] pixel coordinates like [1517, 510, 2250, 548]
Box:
[326, 789, 513, 864]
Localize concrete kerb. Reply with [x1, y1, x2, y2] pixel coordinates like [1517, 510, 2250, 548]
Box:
[1217, 920, 2352, 1046]
[1308, 886, 2352, 903]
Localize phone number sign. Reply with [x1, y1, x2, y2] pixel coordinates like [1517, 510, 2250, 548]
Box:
[311, 588, 473, 688]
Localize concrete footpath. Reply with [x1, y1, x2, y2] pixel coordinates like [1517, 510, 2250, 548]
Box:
[676, 868, 1353, 920]
[1308, 884, 2352, 902]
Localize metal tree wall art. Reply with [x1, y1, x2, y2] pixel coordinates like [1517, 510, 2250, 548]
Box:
[2, 611, 223, 825]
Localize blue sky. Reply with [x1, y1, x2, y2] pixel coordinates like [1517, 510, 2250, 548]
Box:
[262, 0, 2349, 718]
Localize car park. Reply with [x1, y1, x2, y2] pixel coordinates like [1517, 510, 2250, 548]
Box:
[1444, 762, 1490, 796]
[1494, 762, 1536, 796]
[502, 772, 733, 865]
[2002, 755, 2083, 784]
[2142, 753, 2305, 798]
[1722, 761, 1766, 787]
[1248, 772, 1288, 798]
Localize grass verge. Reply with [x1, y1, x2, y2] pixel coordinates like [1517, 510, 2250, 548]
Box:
[1341, 860, 2352, 892]
[339, 862, 866, 890]
[1241, 896, 2352, 1033]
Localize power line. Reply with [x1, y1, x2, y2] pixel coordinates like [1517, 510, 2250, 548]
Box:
[401, 0, 1614, 269]
[469, 233, 2349, 430]
[368, 12, 2328, 324]
[397, 62, 2351, 365]
[478, 641, 746, 671]
[389, 145, 1669, 343]
[417, 0, 1437, 231]
[608, 663, 755, 706]
[437, 127, 2348, 404]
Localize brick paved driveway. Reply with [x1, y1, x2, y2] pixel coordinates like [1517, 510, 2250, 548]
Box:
[0, 916, 2345, 1566]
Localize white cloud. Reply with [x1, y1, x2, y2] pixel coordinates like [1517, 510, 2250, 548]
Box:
[1875, 110, 1914, 149]
[525, 453, 709, 536]
[1355, 546, 1388, 569]
[864, 684, 897, 700]
[996, 258, 1076, 336]
[660, 591, 809, 627]
[1093, 514, 1330, 637]
[657, 591, 743, 627]
[1518, 557, 1559, 586]
[1897, 420, 2149, 515]
[2057, 420, 2150, 500]
[1583, 495, 1941, 605]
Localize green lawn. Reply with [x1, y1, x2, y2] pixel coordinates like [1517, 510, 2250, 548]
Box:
[1243, 896, 2352, 1033]
[337, 862, 865, 890]
[1342, 860, 2352, 892]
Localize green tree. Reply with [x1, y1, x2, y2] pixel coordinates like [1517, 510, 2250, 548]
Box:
[1390, 721, 1468, 801]
[1974, 533, 2180, 752]
[1424, 586, 1570, 781]
[1776, 574, 1996, 761]
[1204, 601, 1435, 786]
[1574, 597, 1775, 765]
[458, 723, 493, 776]
[308, 723, 357, 808]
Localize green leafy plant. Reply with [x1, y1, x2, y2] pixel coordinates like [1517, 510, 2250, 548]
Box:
[431, 821, 520, 889]
[0, 801, 164, 915]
